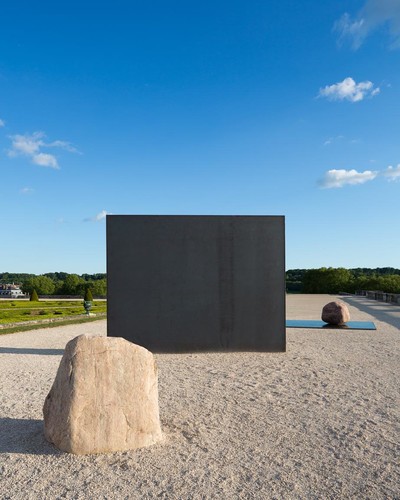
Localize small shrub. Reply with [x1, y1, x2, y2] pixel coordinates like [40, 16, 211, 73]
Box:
[30, 290, 39, 302]
[39, 310, 46, 315]
[84, 288, 93, 302]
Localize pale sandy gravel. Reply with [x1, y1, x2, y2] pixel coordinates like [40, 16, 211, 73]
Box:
[0, 295, 399, 499]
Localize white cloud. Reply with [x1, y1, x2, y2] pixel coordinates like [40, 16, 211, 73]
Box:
[95, 210, 109, 221]
[320, 163, 400, 187]
[0, 118, 5, 127]
[84, 210, 111, 222]
[334, 13, 368, 50]
[9, 131, 44, 157]
[323, 135, 345, 146]
[20, 187, 34, 194]
[319, 169, 378, 188]
[46, 140, 81, 154]
[33, 152, 59, 168]
[383, 164, 400, 181]
[323, 136, 360, 146]
[7, 131, 79, 169]
[318, 77, 380, 102]
[334, 0, 400, 50]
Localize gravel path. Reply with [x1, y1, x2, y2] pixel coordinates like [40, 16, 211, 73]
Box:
[0, 295, 399, 499]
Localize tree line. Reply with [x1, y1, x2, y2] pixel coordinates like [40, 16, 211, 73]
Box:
[2, 267, 400, 297]
[0, 272, 107, 297]
[286, 267, 400, 294]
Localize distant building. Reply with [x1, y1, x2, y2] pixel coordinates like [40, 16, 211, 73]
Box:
[0, 283, 26, 298]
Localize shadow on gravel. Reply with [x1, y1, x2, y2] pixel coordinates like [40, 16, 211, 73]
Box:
[0, 347, 64, 355]
[0, 418, 61, 455]
[341, 296, 400, 330]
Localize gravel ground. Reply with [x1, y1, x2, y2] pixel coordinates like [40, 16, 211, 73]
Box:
[0, 295, 399, 499]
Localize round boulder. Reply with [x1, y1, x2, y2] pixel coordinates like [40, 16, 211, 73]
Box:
[43, 335, 163, 454]
[321, 301, 350, 325]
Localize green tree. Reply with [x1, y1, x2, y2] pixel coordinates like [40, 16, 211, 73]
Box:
[30, 289, 39, 301]
[53, 280, 65, 295]
[43, 272, 69, 281]
[376, 275, 400, 293]
[87, 279, 107, 297]
[22, 276, 55, 295]
[303, 267, 353, 294]
[354, 274, 381, 291]
[62, 274, 85, 295]
[284, 267, 400, 293]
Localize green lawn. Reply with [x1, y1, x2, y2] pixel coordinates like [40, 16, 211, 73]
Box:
[0, 300, 107, 325]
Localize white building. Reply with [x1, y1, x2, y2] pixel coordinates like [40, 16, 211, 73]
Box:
[0, 283, 26, 298]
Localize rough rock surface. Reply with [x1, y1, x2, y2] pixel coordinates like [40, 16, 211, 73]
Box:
[321, 301, 350, 325]
[43, 335, 163, 454]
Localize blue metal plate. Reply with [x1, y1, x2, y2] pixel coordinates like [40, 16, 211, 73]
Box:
[286, 320, 376, 330]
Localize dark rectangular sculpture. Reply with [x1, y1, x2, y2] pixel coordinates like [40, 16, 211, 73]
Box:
[107, 215, 285, 352]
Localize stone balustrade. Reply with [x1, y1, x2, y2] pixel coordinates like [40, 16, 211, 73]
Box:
[355, 290, 400, 305]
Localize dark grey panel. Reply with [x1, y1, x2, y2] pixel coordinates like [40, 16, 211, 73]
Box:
[107, 215, 285, 352]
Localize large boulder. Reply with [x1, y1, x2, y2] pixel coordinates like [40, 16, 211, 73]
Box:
[43, 335, 163, 454]
[321, 301, 350, 325]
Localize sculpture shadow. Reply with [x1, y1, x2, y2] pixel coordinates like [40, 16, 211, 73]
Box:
[0, 418, 60, 455]
[341, 296, 400, 330]
[0, 347, 64, 355]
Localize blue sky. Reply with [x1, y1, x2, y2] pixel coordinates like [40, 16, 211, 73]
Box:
[1, 0, 399, 274]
